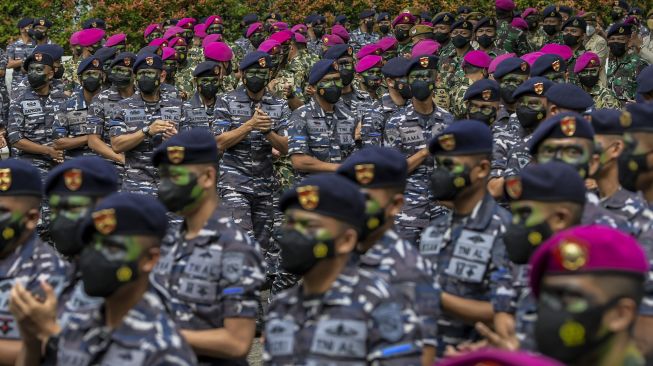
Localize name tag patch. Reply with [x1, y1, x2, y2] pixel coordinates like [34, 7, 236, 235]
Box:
[184, 248, 222, 278]
[310, 319, 367, 358]
[401, 126, 424, 145]
[229, 101, 252, 117]
[124, 109, 146, 124]
[21, 100, 43, 115]
[161, 106, 181, 122]
[444, 230, 494, 283]
[265, 318, 296, 356]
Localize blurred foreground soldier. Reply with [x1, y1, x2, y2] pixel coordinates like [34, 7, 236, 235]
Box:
[529, 225, 649, 366]
[337, 146, 441, 365]
[12, 192, 197, 365]
[0, 160, 67, 365]
[264, 173, 423, 365]
[439, 348, 564, 366]
[619, 103, 653, 206]
[419, 121, 510, 355]
[151, 130, 264, 365]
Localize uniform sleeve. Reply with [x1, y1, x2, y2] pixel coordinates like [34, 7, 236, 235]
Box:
[382, 114, 403, 151]
[146, 316, 198, 366]
[212, 96, 233, 136]
[361, 105, 384, 147]
[87, 95, 104, 135]
[412, 256, 441, 347]
[492, 262, 518, 314]
[52, 107, 68, 140]
[0, 49, 7, 70]
[7, 98, 25, 143]
[274, 101, 291, 136]
[6, 44, 15, 61]
[220, 234, 265, 319]
[109, 103, 127, 138]
[287, 108, 309, 155]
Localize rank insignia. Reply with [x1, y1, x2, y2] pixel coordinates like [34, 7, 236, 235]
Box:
[296, 185, 319, 210]
[64, 169, 82, 191]
[167, 146, 185, 164]
[438, 133, 455, 151]
[556, 240, 588, 271]
[552, 59, 561, 72]
[0, 169, 11, 191]
[482, 89, 492, 101]
[619, 111, 632, 127]
[403, 16, 409, 22]
[355, 164, 375, 185]
[444, 15, 449, 22]
[93, 208, 117, 235]
[145, 56, 154, 66]
[560, 116, 576, 136]
[505, 176, 522, 199]
[572, 19, 579, 26]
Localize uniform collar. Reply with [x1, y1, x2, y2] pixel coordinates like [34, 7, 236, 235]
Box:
[0, 233, 37, 278]
[447, 193, 498, 231]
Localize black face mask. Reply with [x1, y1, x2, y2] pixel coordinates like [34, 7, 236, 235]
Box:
[200, 83, 219, 100]
[137, 75, 159, 94]
[363, 74, 382, 89]
[452, 35, 470, 48]
[579, 74, 599, 88]
[163, 65, 177, 80]
[157, 174, 204, 214]
[409, 80, 434, 101]
[543, 24, 558, 36]
[318, 86, 342, 104]
[379, 25, 391, 34]
[277, 228, 336, 275]
[79, 245, 140, 298]
[33, 30, 46, 41]
[433, 32, 450, 44]
[617, 144, 650, 192]
[244, 75, 267, 93]
[500, 86, 517, 104]
[110, 73, 132, 89]
[340, 69, 354, 86]
[503, 220, 553, 264]
[250, 34, 265, 48]
[516, 106, 546, 130]
[468, 107, 497, 125]
[50, 209, 90, 257]
[365, 20, 375, 32]
[82, 76, 102, 93]
[314, 27, 325, 38]
[429, 165, 472, 201]
[535, 294, 620, 364]
[609, 42, 627, 57]
[394, 28, 410, 42]
[395, 82, 412, 100]
[0, 212, 25, 254]
[360, 196, 389, 241]
[477, 35, 495, 49]
[54, 66, 64, 79]
[563, 34, 580, 47]
[27, 72, 48, 89]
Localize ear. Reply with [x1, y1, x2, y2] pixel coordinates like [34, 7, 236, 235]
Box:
[24, 207, 40, 231]
[159, 70, 166, 83]
[388, 193, 404, 216]
[141, 246, 161, 273]
[475, 159, 491, 180]
[604, 297, 638, 333]
[612, 140, 625, 158]
[200, 166, 217, 189]
[547, 103, 558, 117]
[548, 206, 573, 232]
[588, 152, 601, 177]
[335, 227, 358, 255]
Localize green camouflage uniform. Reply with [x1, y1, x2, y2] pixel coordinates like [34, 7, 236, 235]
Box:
[478, 44, 507, 58]
[607, 52, 649, 104]
[434, 44, 462, 110]
[450, 77, 473, 119]
[61, 57, 80, 94]
[588, 83, 621, 109]
[398, 42, 412, 58]
[526, 28, 547, 50]
[567, 46, 586, 85]
[495, 19, 529, 55]
[174, 64, 194, 100]
[542, 32, 564, 45]
[186, 45, 204, 71]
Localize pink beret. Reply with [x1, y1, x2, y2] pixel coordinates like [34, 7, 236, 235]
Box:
[576, 10, 586, 17]
[331, 25, 350, 43]
[529, 225, 649, 299]
[78, 28, 106, 47]
[104, 33, 126, 47]
[540, 43, 573, 61]
[149, 38, 168, 48]
[411, 39, 440, 57]
[169, 37, 187, 48]
[321, 34, 344, 47]
[293, 32, 307, 44]
[495, 0, 516, 11]
[291, 24, 307, 33]
[439, 349, 564, 366]
[69, 31, 81, 46]
[194, 24, 207, 38]
[204, 42, 233, 62]
[162, 47, 177, 61]
[521, 51, 544, 66]
[258, 39, 281, 53]
[573, 51, 601, 73]
[271, 22, 289, 32]
[511, 17, 528, 30]
[204, 15, 223, 28]
[463, 50, 493, 68]
[392, 12, 416, 27]
[246, 22, 264, 38]
[176, 17, 196, 29]
[377, 37, 398, 52]
[201, 34, 223, 49]
[144, 23, 161, 38]
[421, 21, 434, 27]
[522, 7, 538, 18]
[355, 55, 383, 73]
[356, 44, 383, 59]
[489, 52, 516, 74]
[270, 30, 293, 44]
[163, 26, 185, 40]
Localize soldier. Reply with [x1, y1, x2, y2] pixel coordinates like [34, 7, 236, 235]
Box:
[110, 53, 181, 195]
[178, 61, 219, 132]
[474, 17, 505, 58]
[337, 146, 442, 365]
[619, 102, 653, 208]
[529, 225, 648, 365]
[306, 14, 327, 56]
[419, 120, 510, 355]
[63, 28, 105, 95]
[213, 51, 289, 262]
[378, 36, 398, 62]
[205, 42, 238, 95]
[350, 9, 380, 53]
[561, 16, 587, 84]
[451, 50, 492, 119]
[13, 44, 66, 98]
[8, 51, 66, 177]
[6, 18, 34, 99]
[238, 22, 265, 65]
[0, 159, 67, 365]
[104, 33, 127, 53]
[495, 0, 529, 55]
[262, 12, 282, 34]
[581, 12, 609, 68]
[29, 17, 51, 47]
[290, 32, 319, 105]
[233, 13, 258, 60]
[377, 12, 392, 37]
[541, 6, 564, 44]
[171, 37, 193, 101]
[437, 19, 474, 109]
[144, 23, 163, 44]
[264, 173, 423, 365]
[575, 52, 620, 108]
[530, 53, 568, 83]
[607, 23, 649, 104]
[384, 55, 453, 245]
[493, 56, 530, 120]
[355, 55, 384, 101]
[150, 130, 264, 364]
[393, 12, 416, 57]
[439, 348, 564, 366]
[267, 31, 305, 110]
[522, 8, 546, 50]
[52, 56, 105, 160]
[432, 12, 455, 53]
[11, 192, 197, 365]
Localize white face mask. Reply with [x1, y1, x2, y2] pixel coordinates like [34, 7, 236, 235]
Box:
[586, 25, 596, 36]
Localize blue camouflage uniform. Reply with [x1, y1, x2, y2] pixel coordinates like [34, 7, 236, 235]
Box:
[180, 92, 214, 131]
[6, 37, 36, 98]
[52, 89, 94, 159]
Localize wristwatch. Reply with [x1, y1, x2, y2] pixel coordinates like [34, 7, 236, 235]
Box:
[141, 126, 151, 137]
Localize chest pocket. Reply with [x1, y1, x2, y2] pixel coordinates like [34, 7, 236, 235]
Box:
[67, 110, 89, 135]
[124, 109, 147, 128]
[310, 319, 367, 358]
[189, 108, 210, 128]
[419, 226, 444, 256]
[261, 104, 283, 119]
[100, 345, 146, 366]
[21, 100, 44, 128]
[0, 278, 19, 339]
[336, 119, 355, 146]
[176, 248, 222, 304]
[103, 102, 118, 118]
[306, 119, 330, 147]
[443, 229, 495, 283]
[57, 348, 91, 366]
[400, 125, 425, 146]
[161, 106, 182, 122]
[265, 318, 296, 356]
[228, 101, 252, 118]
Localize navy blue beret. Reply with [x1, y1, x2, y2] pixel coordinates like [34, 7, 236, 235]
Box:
[528, 112, 595, 154]
[451, 20, 473, 31]
[377, 12, 390, 22]
[512, 77, 554, 100]
[80, 192, 168, 241]
[82, 18, 105, 29]
[304, 14, 317, 24]
[506, 161, 586, 203]
[636, 65, 653, 94]
[562, 16, 586, 31]
[18, 18, 33, 29]
[359, 9, 375, 19]
[309, 58, 339, 85]
[264, 13, 282, 21]
[457, 6, 472, 14]
[77, 56, 103, 75]
[531, 54, 567, 76]
[0, 159, 42, 197]
[34, 44, 64, 61]
[280, 173, 366, 231]
[558, 5, 574, 14]
[24, 51, 54, 69]
[152, 129, 219, 166]
[137, 46, 158, 56]
[94, 47, 118, 65]
[429, 120, 493, 156]
[335, 15, 348, 24]
[464, 79, 500, 102]
[494, 57, 530, 78]
[589, 108, 624, 135]
[474, 17, 497, 32]
[381, 56, 410, 77]
[242, 13, 259, 26]
[337, 146, 408, 188]
[624, 103, 653, 133]
[133, 53, 163, 72]
[545, 83, 594, 111]
[193, 61, 220, 77]
[542, 5, 561, 19]
[408, 55, 439, 71]
[607, 23, 632, 38]
[239, 51, 272, 70]
[110, 52, 136, 69]
[617, 0, 630, 9]
[420, 11, 432, 20]
[629, 7, 642, 15]
[432, 12, 455, 25]
[323, 44, 354, 60]
[45, 156, 118, 196]
[32, 17, 52, 28]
